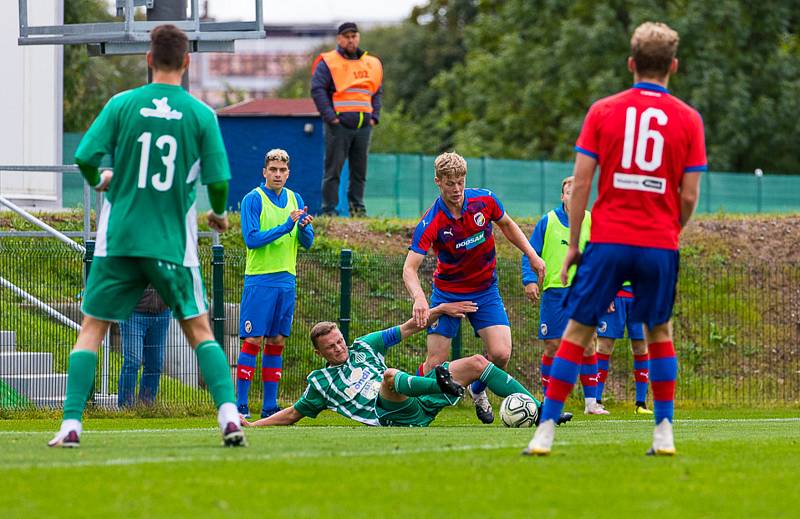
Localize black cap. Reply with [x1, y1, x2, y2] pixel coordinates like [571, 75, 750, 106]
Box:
[337, 22, 358, 35]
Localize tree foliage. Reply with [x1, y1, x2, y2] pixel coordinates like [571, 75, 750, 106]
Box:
[63, 0, 146, 132]
[278, 0, 800, 172]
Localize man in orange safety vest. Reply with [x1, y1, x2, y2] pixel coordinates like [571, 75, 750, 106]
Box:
[311, 22, 383, 217]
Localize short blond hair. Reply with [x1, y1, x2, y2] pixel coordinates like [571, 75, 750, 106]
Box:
[434, 152, 467, 180]
[264, 148, 290, 167]
[310, 321, 338, 348]
[630, 22, 679, 78]
[561, 176, 574, 195]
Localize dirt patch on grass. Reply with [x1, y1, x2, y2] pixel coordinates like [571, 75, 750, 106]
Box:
[313, 214, 800, 265]
[682, 215, 800, 265]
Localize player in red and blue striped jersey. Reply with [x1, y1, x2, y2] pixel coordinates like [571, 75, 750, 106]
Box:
[403, 152, 546, 424]
[525, 22, 705, 456]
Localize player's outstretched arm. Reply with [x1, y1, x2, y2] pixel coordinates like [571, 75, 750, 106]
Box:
[398, 301, 478, 339]
[242, 406, 304, 427]
[402, 251, 430, 328]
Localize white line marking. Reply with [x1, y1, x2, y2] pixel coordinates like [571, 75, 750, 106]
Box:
[0, 417, 797, 436]
[0, 443, 513, 470]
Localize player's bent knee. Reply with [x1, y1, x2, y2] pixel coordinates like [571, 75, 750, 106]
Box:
[489, 350, 511, 368]
[266, 335, 286, 346]
[469, 354, 489, 371]
[543, 340, 559, 357]
[631, 340, 647, 355]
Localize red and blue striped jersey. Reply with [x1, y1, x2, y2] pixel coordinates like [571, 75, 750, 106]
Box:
[410, 188, 505, 293]
[576, 82, 707, 250]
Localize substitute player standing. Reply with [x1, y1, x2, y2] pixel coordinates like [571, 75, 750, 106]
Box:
[403, 152, 546, 423]
[525, 21, 704, 456]
[235, 149, 313, 419]
[49, 25, 244, 447]
[522, 176, 607, 415]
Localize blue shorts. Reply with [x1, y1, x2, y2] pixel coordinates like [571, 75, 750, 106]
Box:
[565, 243, 679, 330]
[427, 283, 510, 338]
[597, 295, 645, 340]
[538, 287, 570, 339]
[239, 285, 296, 339]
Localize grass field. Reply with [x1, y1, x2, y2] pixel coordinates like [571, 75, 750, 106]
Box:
[1, 407, 798, 518]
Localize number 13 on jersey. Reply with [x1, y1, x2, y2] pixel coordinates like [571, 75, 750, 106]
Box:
[137, 131, 177, 191]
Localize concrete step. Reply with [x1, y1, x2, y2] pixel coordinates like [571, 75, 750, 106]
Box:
[1, 374, 67, 399]
[0, 352, 53, 375]
[0, 331, 15, 352]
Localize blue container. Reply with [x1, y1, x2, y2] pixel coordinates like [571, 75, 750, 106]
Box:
[218, 110, 323, 214]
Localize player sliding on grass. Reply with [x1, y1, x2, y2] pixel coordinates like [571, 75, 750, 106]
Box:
[525, 21, 705, 456]
[241, 302, 573, 427]
[403, 152, 546, 425]
[49, 25, 244, 448]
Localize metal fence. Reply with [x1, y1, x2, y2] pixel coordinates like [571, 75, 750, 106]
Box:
[1, 240, 799, 411]
[363, 155, 800, 218]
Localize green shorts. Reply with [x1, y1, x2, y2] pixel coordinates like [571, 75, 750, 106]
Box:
[81, 256, 208, 321]
[376, 362, 461, 427]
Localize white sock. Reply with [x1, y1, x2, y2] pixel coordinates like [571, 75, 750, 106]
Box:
[217, 402, 239, 430]
[60, 419, 82, 436]
[584, 397, 597, 408]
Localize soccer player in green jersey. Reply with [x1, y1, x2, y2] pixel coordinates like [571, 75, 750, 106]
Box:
[48, 25, 244, 447]
[241, 302, 573, 428]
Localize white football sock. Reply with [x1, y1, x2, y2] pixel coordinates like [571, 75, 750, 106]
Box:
[60, 419, 82, 436]
[217, 402, 239, 429]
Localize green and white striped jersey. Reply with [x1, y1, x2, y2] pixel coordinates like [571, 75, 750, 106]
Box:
[75, 83, 230, 267]
[294, 327, 401, 426]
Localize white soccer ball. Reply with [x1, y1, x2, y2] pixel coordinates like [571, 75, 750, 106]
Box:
[500, 393, 539, 428]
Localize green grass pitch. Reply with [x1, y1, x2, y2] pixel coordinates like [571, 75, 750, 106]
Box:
[1, 407, 798, 518]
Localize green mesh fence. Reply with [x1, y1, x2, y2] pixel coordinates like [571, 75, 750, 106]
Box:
[63, 134, 800, 216]
[365, 154, 800, 218]
[2, 240, 799, 411]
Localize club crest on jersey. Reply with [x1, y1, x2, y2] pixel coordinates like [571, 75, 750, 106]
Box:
[140, 97, 183, 120]
[244, 320, 252, 334]
[473, 212, 486, 227]
[354, 352, 367, 364]
[598, 321, 608, 333]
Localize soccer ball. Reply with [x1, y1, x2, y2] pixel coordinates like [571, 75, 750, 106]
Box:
[500, 393, 539, 428]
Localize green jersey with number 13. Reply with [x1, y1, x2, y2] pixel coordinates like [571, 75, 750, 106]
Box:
[74, 83, 230, 267]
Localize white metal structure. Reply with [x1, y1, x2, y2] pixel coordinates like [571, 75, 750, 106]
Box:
[0, 1, 62, 208]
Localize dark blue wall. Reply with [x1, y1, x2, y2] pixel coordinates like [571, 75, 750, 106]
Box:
[218, 115, 323, 214]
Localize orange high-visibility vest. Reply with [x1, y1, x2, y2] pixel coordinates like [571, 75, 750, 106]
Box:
[316, 50, 383, 113]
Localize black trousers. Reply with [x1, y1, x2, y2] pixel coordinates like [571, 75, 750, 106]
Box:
[321, 122, 372, 214]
